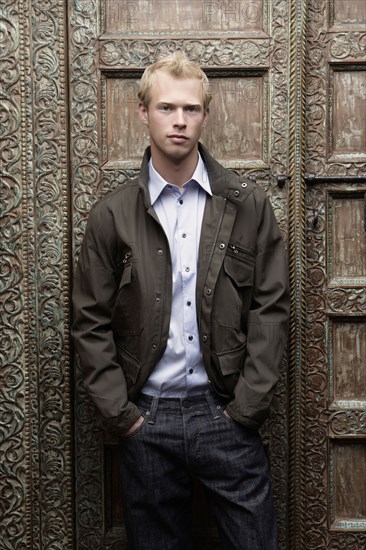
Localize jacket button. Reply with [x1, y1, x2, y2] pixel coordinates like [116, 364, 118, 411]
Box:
[157, 249, 163, 255]
[206, 288, 212, 295]
[202, 335, 208, 342]
[152, 343, 157, 349]
[241, 182, 248, 188]
[234, 190, 240, 197]
[219, 243, 225, 249]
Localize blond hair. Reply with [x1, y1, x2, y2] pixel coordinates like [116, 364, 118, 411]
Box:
[138, 51, 212, 111]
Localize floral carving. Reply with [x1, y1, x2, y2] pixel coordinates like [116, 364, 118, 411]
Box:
[100, 38, 271, 67]
[329, 411, 366, 436]
[329, 32, 366, 60]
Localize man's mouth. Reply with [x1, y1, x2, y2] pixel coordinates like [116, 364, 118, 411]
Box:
[168, 134, 189, 143]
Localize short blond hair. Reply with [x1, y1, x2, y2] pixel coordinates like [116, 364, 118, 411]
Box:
[138, 51, 212, 111]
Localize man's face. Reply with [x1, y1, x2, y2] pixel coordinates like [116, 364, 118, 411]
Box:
[139, 70, 209, 165]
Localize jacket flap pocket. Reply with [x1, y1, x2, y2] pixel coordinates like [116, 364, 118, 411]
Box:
[119, 263, 132, 289]
[224, 255, 254, 286]
[217, 342, 246, 375]
[116, 342, 141, 384]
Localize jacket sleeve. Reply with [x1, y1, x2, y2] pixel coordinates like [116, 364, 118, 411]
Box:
[72, 205, 141, 435]
[226, 189, 290, 429]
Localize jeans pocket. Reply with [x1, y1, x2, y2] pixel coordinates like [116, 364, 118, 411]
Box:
[120, 415, 146, 440]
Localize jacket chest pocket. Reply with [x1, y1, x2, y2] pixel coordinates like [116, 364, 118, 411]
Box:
[223, 254, 254, 287]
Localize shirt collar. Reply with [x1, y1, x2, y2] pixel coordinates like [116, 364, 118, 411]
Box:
[148, 152, 212, 205]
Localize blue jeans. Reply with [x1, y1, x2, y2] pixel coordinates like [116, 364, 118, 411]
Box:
[119, 392, 277, 550]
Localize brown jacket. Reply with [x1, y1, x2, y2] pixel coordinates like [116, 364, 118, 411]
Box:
[72, 145, 290, 434]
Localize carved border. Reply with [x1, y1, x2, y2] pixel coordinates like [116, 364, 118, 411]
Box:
[287, 0, 308, 548]
[1, 0, 73, 547]
[99, 38, 271, 67]
[0, 0, 28, 546]
[30, 0, 73, 547]
[68, 0, 107, 548]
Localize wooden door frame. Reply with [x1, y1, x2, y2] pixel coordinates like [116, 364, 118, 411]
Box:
[1, 0, 310, 548]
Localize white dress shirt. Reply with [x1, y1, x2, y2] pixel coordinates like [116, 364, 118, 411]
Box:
[142, 153, 212, 397]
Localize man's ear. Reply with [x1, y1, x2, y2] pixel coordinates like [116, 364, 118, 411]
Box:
[139, 102, 149, 125]
[202, 108, 209, 128]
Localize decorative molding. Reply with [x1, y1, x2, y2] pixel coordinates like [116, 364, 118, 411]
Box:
[0, 1, 28, 547]
[328, 32, 366, 60]
[30, 0, 73, 545]
[287, 0, 308, 548]
[69, 0, 105, 548]
[327, 288, 366, 313]
[1, 0, 73, 547]
[329, 411, 366, 437]
[99, 38, 271, 68]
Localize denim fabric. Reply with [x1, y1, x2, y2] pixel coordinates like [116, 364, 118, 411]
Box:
[119, 392, 277, 550]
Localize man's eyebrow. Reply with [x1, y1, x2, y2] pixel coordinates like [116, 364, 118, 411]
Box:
[156, 102, 202, 108]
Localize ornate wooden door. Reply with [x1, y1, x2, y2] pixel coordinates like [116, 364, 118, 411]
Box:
[69, 0, 291, 548]
[301, 1, 366, 548]
[1, 0, 365, 549]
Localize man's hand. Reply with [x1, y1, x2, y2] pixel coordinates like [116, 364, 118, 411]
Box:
[121, 415, 144, 437]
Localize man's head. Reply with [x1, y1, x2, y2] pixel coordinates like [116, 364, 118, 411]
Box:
[138, 51, 212, 112]
[138, 52, 211, 178]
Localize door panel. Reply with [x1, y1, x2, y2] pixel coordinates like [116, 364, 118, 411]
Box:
[69, 0, 290, 548]
[305, 0, 366, 547]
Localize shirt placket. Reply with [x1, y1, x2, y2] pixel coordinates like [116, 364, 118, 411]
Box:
[176, 185, 201, 392]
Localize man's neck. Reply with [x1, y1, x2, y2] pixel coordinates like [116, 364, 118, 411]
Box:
[150, 149, 199, 188]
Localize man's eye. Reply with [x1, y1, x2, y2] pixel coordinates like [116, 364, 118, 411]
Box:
[161, 105, 172, 111]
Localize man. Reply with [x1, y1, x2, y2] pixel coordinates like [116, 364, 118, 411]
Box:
[72, 52, 289, 549]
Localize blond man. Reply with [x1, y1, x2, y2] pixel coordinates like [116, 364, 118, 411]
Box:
[73, 52, 289, 549]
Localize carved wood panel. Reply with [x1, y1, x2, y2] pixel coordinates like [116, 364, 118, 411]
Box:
[305, 0, 366, 548]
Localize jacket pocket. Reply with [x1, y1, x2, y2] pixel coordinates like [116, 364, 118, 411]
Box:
[216, 341, 246, 393]
[223, 252, 254, 287]
[119, 262, 132, 289]
[113, 261, 142, 336]
[116, 342, 142, 389]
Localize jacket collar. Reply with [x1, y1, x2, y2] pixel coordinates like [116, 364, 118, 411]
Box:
[138, 144, 253, 207]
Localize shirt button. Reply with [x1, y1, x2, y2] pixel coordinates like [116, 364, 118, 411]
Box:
[188, 335, 193, 341]
[189, 369, 193, 374]
[206, 288, 212, 295]
[187, 301, 191, 306]
[202, 335, 208, 342]
[179, 199, 183, 205]
[157, 249, 163, 255]
[185, 267, 190, 272]
[182, 233, 187, 238]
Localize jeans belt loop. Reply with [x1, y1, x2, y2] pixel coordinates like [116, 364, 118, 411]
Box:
[147, 396, 159, 424]
[205, 391, 221, 421]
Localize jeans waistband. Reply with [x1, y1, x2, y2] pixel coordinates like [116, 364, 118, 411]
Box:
[135, 391, 229, 424]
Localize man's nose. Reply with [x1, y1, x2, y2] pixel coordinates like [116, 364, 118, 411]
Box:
[173, 109, 186, 127]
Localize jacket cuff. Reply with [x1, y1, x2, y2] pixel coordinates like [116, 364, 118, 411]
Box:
[96, 401, 142, 436]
